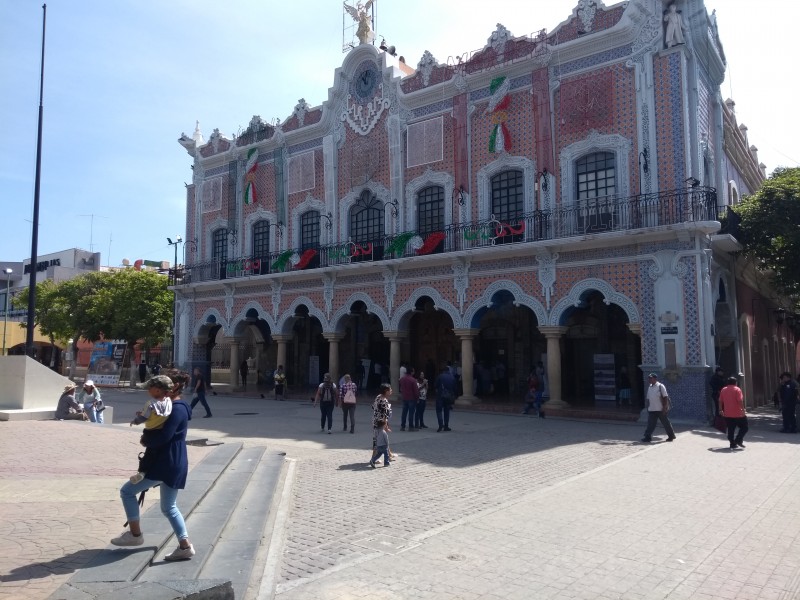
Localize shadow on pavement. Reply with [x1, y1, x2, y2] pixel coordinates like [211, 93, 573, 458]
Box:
[0, 547, 147, 583]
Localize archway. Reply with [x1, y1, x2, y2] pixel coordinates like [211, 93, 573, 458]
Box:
[408, 296, 457, 387]
[287, 305, 326, 388]
[471, 289, 544, 399]
[336, 300, 388, 392]
[561, 290, 642, 409]
[232, 308, 272, 389]
[713, 279, 737, 377]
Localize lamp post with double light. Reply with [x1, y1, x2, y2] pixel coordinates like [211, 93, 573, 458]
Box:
[2, 268, 12, 355]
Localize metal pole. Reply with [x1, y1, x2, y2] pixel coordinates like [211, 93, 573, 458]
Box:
[26, 4, 47, 358]
[2, 270, 11, 355]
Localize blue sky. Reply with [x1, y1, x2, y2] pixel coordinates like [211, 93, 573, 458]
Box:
[2, 0, 797, 267]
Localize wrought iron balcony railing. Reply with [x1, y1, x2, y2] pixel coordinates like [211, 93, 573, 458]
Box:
[176, 187, 718, 285]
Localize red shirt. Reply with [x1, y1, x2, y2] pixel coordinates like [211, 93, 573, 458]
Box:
[719, 385, 745, 418]
[399, 374, 420, 401]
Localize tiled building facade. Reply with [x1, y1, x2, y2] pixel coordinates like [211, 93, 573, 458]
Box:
[174, 0, 790, 421]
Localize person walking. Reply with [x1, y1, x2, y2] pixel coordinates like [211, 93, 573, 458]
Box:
[719, 376, 748, 449]
[314, 373, 337, 434]
[399, 366, 419, 431]
[77, 379, 105, 423]
[239, 359, 249, 389]
[641, 373, 676, 443]
[415, 371, 429, 429]
[371, 383, 392, 451]
[190, 367, 212, 418]
[368, 419, 390, 468]
[434, 365, 457, 432]
[778, 371, 799, 433]
[110, 373, 195, 561]
[274, 365, 287, 401]
[339, 373, 358, 433]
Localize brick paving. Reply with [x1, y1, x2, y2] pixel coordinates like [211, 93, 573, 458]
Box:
[3, 390, 800, 600]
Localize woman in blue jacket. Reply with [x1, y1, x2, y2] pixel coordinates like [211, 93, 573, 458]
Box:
[110, 373, 195, 561]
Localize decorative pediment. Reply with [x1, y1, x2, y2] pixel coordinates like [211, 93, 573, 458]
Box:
[488, 23, 512, 58]
[417, 50, 438, 87]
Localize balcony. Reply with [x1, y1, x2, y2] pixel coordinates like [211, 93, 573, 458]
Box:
[178, 187, 718, 285]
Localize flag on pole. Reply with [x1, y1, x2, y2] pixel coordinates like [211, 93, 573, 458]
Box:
[244, 148, 258, 205]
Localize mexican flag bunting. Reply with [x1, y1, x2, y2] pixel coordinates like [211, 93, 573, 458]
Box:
[244, 148, 258, 205]
[487, 76, 512, 153]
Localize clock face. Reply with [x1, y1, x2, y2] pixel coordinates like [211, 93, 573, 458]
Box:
[354, 62, 379, 100]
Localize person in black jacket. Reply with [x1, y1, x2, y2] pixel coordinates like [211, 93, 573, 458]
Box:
[111, 372, 196, 561]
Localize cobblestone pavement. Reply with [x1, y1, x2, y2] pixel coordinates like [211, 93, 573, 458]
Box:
[4, 390, 800, 600]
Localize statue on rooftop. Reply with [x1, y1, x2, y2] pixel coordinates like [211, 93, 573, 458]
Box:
[344, 1, 375, 45]
[664, 3, 686, 48]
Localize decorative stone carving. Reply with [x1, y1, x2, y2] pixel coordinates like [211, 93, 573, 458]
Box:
[664, 3, 686, 49]
[488, 23, 512, 59]
[536, 250, 559, 310]
[549, 278, 640, 326]
[417, 50, 438, 87]
[343, 91, 391, 136]
[452, 258, 471, 313]
[224, 285, 235, 323]
[271, 279, 282, 320]
[322, 272, 336, 317]
[382, 266, 398, 316]
[210, 128, 223, 153]
[576, 0, 604, 33]
[293, 99, 311, 127]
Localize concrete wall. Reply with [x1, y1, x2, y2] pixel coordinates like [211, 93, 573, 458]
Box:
[0, 356, 72, 410]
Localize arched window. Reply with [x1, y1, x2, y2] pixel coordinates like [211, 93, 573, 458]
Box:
[300, 210, 320, 250]
[491, 170, 523, 243]
[350, 190, 384, 261]
[252, 220, 270, 258]
[417, 185, 444, 235]
[576, 152, 616, 233]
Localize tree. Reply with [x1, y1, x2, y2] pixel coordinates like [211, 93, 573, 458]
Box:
[13, 279, 74, 350]
[733, 167, 800, 310]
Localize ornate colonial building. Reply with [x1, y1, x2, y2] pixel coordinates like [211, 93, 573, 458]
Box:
[174, 0, 787, 420]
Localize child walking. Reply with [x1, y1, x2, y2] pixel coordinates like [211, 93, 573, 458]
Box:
[129, 375, 174, 484]
[369, 419, 390, 468]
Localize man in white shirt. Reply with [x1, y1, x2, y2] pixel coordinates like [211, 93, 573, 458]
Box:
[641, 372, 676, 443]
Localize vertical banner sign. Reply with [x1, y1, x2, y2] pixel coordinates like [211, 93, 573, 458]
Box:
[593, 354, 616, 403]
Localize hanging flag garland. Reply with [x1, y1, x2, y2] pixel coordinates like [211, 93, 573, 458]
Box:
[384, 232, 417, 257]
[415, 232, 446, 255]
[293, 249, 318, 270]
[244, 148, 258, 205]
[487, 76, 512, 153]
[270, 249, 294, 272]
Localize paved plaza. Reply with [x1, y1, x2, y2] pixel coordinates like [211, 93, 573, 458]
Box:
[2, 388, 800, 599]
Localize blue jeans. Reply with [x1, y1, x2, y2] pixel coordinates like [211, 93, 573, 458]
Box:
[84, 403, 104, 423]
[190, 390, 211, 417]
[436, 400, 451, 428]
[120, 477, 188, 540]
[370, 445, 389, 466]
[401, 400, 417, 428]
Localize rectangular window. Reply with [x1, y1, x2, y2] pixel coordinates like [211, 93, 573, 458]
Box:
[407, 116, 443, 168]
[301, 211, 320, 250]
[288, 151, 316, 194]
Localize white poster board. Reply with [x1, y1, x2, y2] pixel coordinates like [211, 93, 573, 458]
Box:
[593, 353, 616, 403]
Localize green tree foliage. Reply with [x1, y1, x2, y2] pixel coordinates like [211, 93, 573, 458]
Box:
[13, 269, 174, 351]
[733, 167, 800, 309]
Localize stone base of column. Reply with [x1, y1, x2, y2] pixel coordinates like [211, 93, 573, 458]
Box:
[455, 394, 479, 406]
[544, 398, 571, 410]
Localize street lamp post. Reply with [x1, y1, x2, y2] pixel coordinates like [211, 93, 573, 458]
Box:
[166, 236, 183, 366]
[3, 268, 12, 355]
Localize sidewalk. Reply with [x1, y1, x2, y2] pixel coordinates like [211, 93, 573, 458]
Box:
[2, 393, 799, 599]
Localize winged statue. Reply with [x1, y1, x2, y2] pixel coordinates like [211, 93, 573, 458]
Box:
[344, 1, 375, 45]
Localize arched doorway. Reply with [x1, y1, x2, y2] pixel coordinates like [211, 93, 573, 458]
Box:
[471, 290, 544, 400]
[338, 300, 388, 392]
[408, 296, 457, 387]
[561, 290, 642, 410]
[288, 305, 326, 388]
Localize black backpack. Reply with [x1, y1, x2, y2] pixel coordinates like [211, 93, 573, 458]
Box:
[321, 383, 335, 402]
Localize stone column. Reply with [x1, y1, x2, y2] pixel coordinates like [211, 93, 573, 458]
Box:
[228, 340, 239, 388]
[385, 331, 406, 400]
[272, 335, 291, 373]
[322, 333, 343, 384]
[454, 328, 479, 404]
[538, 326, 568, 408]
[626, 323, 642, 408]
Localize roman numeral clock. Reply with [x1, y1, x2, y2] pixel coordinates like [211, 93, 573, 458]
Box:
[344, 60, 390, 136]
